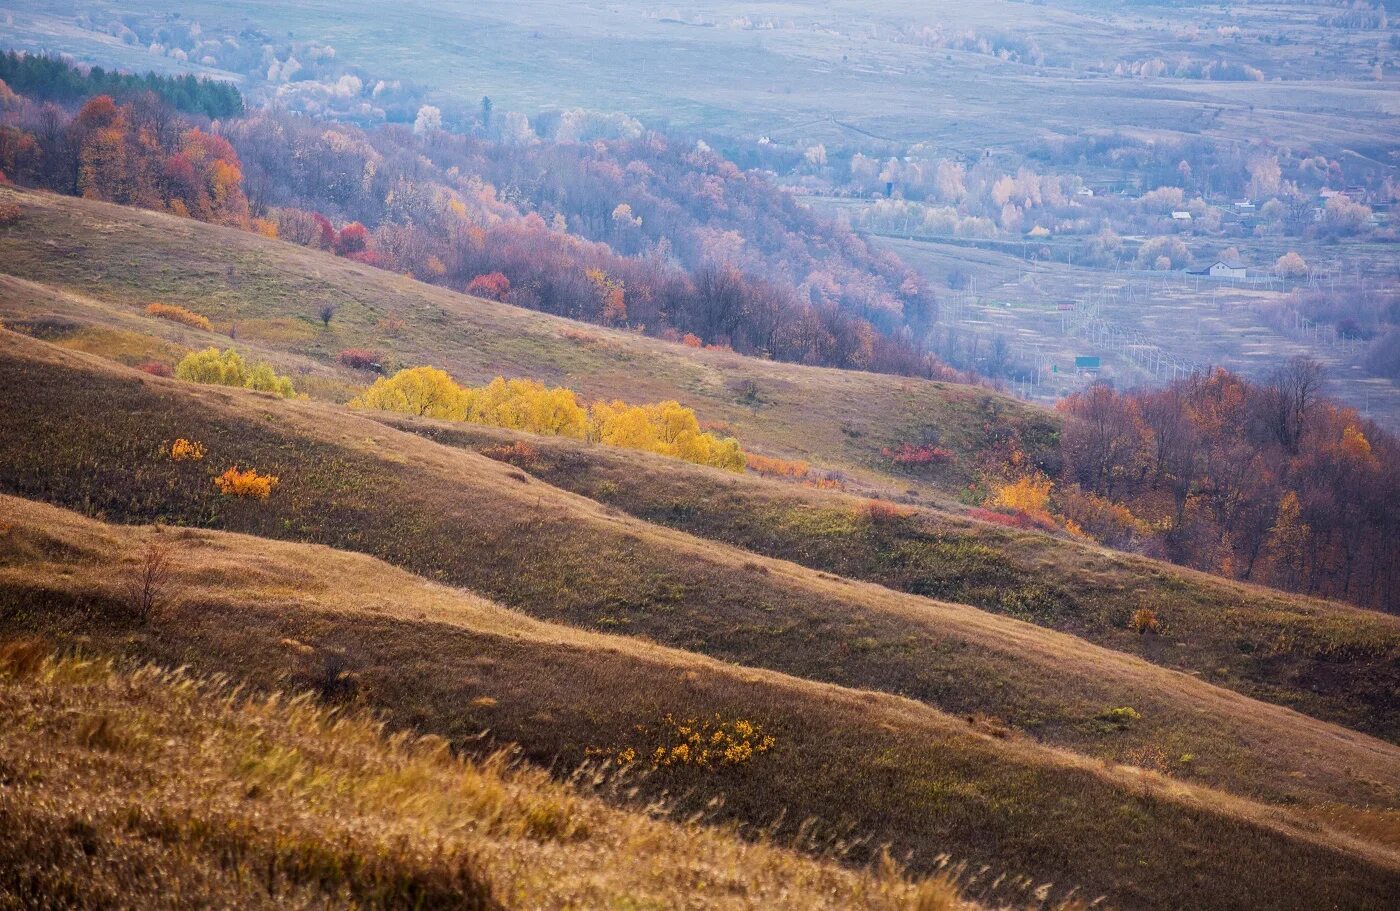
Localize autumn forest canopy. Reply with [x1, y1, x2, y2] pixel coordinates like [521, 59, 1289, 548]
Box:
[0, 53, 949, 380]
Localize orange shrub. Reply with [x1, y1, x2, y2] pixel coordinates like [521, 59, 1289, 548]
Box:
[0, 201, 20, 225]
[145, 303, 212, 331]
[681, 333, 702, 348]
[1130, 607, 1161, 635]
[745, 453, 810, 479]
[803, 477, 843, 491]
[136, 361, 173, 377]
[213, 466, 278, 499]
[169, 438, 205, 462]
[882, 442, 953, 468]
[590, 714, 775, 771]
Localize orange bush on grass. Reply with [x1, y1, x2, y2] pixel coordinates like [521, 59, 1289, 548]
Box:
[213, 466, 278, 499]
[169, 438, 205, 462]
[680, 333, 702, 348]
[745, 453, 810, 480]
[0, 201, 20, 225]
[1130, 608, 1161, 635]
[802, 477, 843, 491]
[145, 303, 212, 331]
[136, 361, 173, 377]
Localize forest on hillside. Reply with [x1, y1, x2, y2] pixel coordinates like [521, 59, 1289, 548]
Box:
[0, 57, 950, 380]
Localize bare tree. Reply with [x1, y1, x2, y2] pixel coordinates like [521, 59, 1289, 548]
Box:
[1263, 356, 1324, 453]
[121, 539, 180, 624]
[318, 303, 338, 328]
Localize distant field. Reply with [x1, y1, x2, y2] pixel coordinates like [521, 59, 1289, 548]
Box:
[4, 0, 1395, 162]
[802, 209, 1400, 431]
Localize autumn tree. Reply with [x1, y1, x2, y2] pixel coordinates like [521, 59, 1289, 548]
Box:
[351, 366, 468, 419]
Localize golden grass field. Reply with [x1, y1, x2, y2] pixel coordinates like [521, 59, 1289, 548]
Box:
[2, 187, 1400, 909]
[0, 640, 997, 911]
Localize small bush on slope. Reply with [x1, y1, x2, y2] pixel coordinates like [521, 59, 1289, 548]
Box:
[144, 303, 211, 331]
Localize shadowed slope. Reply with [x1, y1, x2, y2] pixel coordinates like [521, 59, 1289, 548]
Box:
[2, 495, 1399, 911]
[372, 416, 1400, 743]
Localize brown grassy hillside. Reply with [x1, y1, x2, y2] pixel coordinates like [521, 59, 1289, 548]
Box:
[3, 497, 1400, 911]
[0, 186, 1057, 497]
[5, 261, 1396, 745]
[1, 333, 1397, 831]
[372, 417, 1400, 743]
[0, 642, 995, 911]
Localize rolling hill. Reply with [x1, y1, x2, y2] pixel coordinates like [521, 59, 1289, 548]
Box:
[0, 637, 987, 911]
[3, 495, 1400, 911]
[0, 186, 1057, 499]
[3, 185, 1400, 910]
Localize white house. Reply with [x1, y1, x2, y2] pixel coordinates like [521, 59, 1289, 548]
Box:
[1171, 211, 1192, 222]
[1207, 260, 1246, 279]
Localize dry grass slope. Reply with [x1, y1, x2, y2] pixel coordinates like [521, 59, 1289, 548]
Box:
[376, 416, 1400, 742]
[0, 642, 991, 911]
[2, 496, 1400, 911]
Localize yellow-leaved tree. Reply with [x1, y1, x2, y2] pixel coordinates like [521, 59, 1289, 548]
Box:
[350, 366, 468, 419]
[463, 377, 590, 438]
[175, 348, 296, 399]
[351, 367, 745, 471]
[591, 399, 744, 471]
[991, 474, 1054, 523]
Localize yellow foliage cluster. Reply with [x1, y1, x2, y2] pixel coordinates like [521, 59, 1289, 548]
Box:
[351, 367, 745, 471]
[991, 474, 1053, 518]
[590, 399, 745, 471]
[169, 438, 206, 462]
[213, 466, 278, 499]
[592, 714, 776, 771]
[175, 348, 297, 399]
[745, 453, 810, 479]
[145, 303, 212, 331]
[469, 378, 592, 438]
[1341, 425, 1374, 463]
